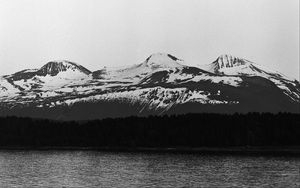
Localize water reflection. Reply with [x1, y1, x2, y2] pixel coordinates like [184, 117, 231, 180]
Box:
[0, 151, 299, 187]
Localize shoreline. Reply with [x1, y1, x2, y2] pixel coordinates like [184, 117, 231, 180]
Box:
[1, 146, 300, 156]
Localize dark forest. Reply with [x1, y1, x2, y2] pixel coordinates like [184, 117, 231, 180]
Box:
[0, 113, 299, 151]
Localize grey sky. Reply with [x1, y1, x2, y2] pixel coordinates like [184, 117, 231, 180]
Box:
[0, 0, 299, 79]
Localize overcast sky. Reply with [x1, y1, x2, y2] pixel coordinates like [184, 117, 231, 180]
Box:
[0, 0, 299, 79]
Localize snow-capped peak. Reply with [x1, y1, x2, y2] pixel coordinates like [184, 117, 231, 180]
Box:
[142, 53, 184, 69]
[216, 54, 248, 70]
[37, 60, 91, 76]
[197, 54, 250, 74]
[91, 53, 185, 82]
[205, 54, 288, 79]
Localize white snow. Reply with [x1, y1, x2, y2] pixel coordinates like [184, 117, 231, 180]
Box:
[22, 69, 38, 73]
[61, 86, 234, 110]
[14, 79, 39, 90]
[167, 69, 193, 83]
[188, 74, 242, 87]
[0, 77, 20, 97]
[36, 69, 90, 90]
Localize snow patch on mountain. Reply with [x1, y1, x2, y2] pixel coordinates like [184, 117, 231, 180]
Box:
[192, 74, 242, 87]
[167, 71, 194, 83]
[21, 69, 39, 73]
[0, 77, 20, 97]
[164, 68, 242, 87]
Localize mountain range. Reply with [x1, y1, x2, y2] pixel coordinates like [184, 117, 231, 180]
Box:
[0, 53, 299, 120]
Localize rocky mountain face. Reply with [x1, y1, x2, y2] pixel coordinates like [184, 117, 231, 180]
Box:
[0, 53, 299, 120]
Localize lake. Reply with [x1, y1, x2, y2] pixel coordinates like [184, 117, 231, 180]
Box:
[0, 150, 299, 187]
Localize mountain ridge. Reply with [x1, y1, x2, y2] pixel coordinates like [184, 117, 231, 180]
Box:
[0, 53, 299, 120]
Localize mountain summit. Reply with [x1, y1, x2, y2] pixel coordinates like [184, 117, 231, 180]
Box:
[142, 53, 184, 69]
[215, 54, 248, 69]
[199, 54, 285, 77]
[199, 54, 249, 74]
[93, 53, 185, 81]
[37, 60, 92, 76]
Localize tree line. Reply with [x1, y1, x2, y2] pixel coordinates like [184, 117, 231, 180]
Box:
[0, 113, 299, 148]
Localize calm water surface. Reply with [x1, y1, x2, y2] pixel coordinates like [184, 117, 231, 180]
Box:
[0, 150, 299, 187]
